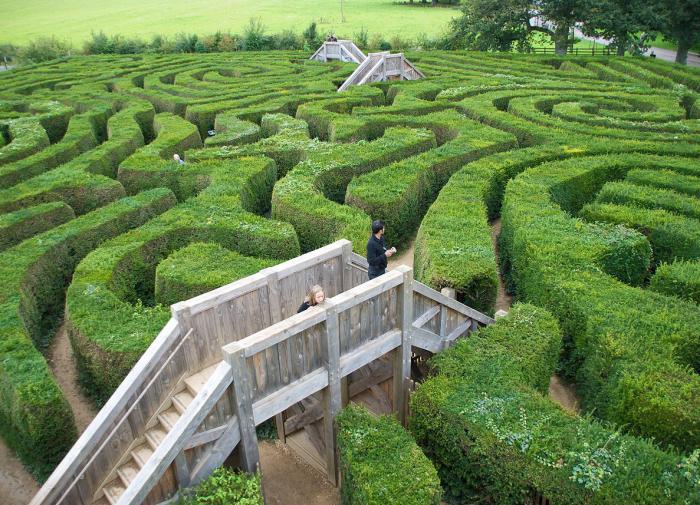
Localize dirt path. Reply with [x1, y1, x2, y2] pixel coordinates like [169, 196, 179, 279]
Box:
[548, 375, 580, 414]
[490, 219, 513, 313]
[0, 438, 39, 505]
[388, 238, 415, 270]
[47, 322, 98, 433]
[259, 441, 339, 505]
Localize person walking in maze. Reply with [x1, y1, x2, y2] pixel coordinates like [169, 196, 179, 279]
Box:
[366, 219, 396, 280]
[297, 285, 326, 313]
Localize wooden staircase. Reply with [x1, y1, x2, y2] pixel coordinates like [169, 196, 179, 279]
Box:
[30, 240, 492, 505]
[92, 365, 218, 505]
[337, 52, 425, 92]
[310, 40, 366, 64]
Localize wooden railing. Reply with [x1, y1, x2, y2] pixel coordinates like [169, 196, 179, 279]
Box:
[32, 239, 493, 505]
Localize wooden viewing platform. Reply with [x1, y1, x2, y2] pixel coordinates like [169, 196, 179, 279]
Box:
[309, 40, 367, 64]
[337, 52, 425, 92]
[30, 240, 493, 505]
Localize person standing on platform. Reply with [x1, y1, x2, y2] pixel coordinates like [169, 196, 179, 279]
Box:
[366, 220, 395, 280]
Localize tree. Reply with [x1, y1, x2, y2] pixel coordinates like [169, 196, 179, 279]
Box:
[658, 0, 700, 64]
[580, 0, 663, 56]
[449, 0, 583, 54]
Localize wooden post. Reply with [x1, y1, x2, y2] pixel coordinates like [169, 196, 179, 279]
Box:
[225, 347, 260, 473]
[265, 269, 287, 442]
[340, 240, 353, 407]
[174, 452, 190, 489]
[321, 302, 341, 486]
[393, 266, 413, 426]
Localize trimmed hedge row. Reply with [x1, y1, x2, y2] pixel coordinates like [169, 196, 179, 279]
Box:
[205, 113, 260, 146]
[155, 242, 278, 305]
[337, 404, 442, 505]
[580, 202, 700, 265]
[0, 188, 176, 479]
[499, 153, 700, 450]
[0, 201, 75, 251]
[0, 117, 50, 165]
[117, 112, 202, 197]
[595, 180, 700, 221]
[272, 126, 436, 253]
[411, 304, 700, 504]
[0, 98, 154, 215]
[650, 260, 700, 305]
[67, 157, 299, 400]
[345, 110, 516, 246]
[0, 106, 106, 189]
[626, 168, 700, 198]
[179, 467, 263, 505]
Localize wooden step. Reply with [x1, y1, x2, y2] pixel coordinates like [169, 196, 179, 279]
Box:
[172, 389, 194, 414]
[157, 407, 181, 431]
[102, 478, 126, 505]
[145, 424, 168, 450]
[184, 364, 219, 396]
[93, 496, 110, 505]
[116, 459, 141, 487]
[131, 443, 154, 468]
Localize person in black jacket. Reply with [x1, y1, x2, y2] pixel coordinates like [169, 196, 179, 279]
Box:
[366, 220, 395, 280]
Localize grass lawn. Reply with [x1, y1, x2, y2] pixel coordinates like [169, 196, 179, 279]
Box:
[0, 0, 459, 45]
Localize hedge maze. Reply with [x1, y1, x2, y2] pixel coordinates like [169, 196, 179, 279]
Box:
[1, 51, 699, 501]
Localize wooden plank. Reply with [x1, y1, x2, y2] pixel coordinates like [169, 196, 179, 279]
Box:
[270, 240, 347, 280]
[183, 425, 227, 450]
[173, 452, 190, 489]
[252, 367, 328, 425]
[411, 326, 442, 353]
[393, 266, 413, 425]
[173, 272, 268, 316]
[439, 306, 447, 337]
[228, 348, 260, 474]
[189, 415, 241, 486]
[230, 308, 326, 358]
[332, 270, 404, 313]
[341, 241, 353, 292]
[339, 329, 402, 378]
[349, 252, 368, 269]
[413, 305, 440, 329]
[348, 361, 392, 397]
[322, 304, 341, 486]
[446, 319, 471, 343]
[283, 398, 323, 434]
[31, 319, 182, 505]
[413, 281, 495, 324]
[115, 362, 233, 505]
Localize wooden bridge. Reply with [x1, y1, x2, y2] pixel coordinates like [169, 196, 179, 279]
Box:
[30, 240, 493, 505]
[337, 52, 425, 92]
[310, 40, 367, 64]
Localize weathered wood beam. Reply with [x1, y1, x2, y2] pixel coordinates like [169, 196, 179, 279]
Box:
[322, 302, 341, 485]
[189, 415, 241, 486]
[339, 329, 402, 378]
[413, 305, 440, 329]
[227, 351, 260, 474]
[393, 265, 413, 425]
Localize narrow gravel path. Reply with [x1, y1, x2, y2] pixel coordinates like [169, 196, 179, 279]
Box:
[0, 439, 39, 505]
[490, 218, 513, 313]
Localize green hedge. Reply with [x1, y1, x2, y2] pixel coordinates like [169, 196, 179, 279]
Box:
[0, 188, 175, 479]
[411, 304, 699, 504]
[580, 202, 700, 265]
[625, 168, 700, 198]
[0, 117, 50, 165]
[205, 113, 260, 146]
[499, 153, 700, 450]
[0, 201, 75, 251]
[413, 164, 498, 315]
[179, 467, 263, 505]
[337, 404, 442, 505]
[0, 106, 106, 189]
[595, 180, 700, 221]
[155, 242, 278, 305]
[650, 260, 700, 305]
[67, 157, 299, 400]
[272, 126, 435, 253]
[345, 110, 516, 246]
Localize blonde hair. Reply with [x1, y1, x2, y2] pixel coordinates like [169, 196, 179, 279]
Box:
[305, 285, 325, 306]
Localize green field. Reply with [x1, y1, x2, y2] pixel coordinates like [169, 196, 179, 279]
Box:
[0, 0, 458, 45]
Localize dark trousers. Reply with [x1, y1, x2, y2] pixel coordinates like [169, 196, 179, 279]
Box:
[368, 269, 385, 280]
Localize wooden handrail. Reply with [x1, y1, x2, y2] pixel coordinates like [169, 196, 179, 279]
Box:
[116, 361, 234, 505]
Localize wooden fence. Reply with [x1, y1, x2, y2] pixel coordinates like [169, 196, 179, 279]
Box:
[30, 239, 493, 505]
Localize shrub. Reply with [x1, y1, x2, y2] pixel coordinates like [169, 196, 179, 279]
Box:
[0, 201, 74, 251]
[17, 37, 72, 63]
[337, 404, 441, 505]
[411, 304, 700, 504]
[179, 467, 263, 505]
[650, 260, 700, 305]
